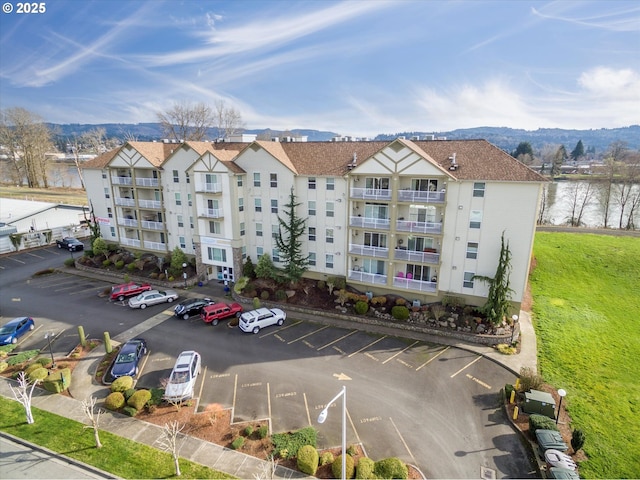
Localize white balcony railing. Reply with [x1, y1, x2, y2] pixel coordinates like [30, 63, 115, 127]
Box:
[396, 220, 442, 234]
[349, 216, 390, 230]
[117, 218, 138, 227]
[348, 243, 389, 258]
[141, 220, 163, 230]
[397, 190, 445, 203]
[197, 182, 222, 193]
[201, 208, 223, 218]
[135, 177, 159, 187]
[348, 268, 387, 285]
[144, 240, 166, 251]
[114, 197, 136, 207]
[350, 187, 392, 200]
[120, 238, 140, 248]
[138, 199, 161, 209]
[392, 277, 437, 293]
[393, 248, 440, 264]
[111, 176, 132, 185]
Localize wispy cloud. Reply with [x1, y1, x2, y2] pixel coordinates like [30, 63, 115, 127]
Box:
[531, 4, 640, 32]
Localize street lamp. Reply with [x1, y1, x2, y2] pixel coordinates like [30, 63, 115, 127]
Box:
[556, 388, 566, 424]
[182, 262, 187, 288]
[510, 314, 519, 344]
[318, 386, 347, 480]
[44, 332, 56, 369]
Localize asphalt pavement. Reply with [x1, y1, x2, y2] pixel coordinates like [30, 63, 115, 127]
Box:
[0, 266, 538, 479]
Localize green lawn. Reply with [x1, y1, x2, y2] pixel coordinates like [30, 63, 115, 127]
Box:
[531, 232, 640, 478]
[0, 397, 234, 479]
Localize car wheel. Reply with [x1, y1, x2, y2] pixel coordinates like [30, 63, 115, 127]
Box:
[236, 312, 241, 317]
[57, 244, 61, 249]
[118, 295, 125, 302]
[69, 247, 73, 251]
[11, 338, 17, 344]
[143, 347, 148, 355]
[29, 324, 35, 330]
[212, 319, 219, 326]
[277, 318, 284, 326]
[140, 304, 147, 309]
[252, 326, 260, 334]
[183, 313, 189, 320]
[167, 297, 174, 303]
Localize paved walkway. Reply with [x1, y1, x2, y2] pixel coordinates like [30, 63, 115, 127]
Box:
[0, 267, 538, 478]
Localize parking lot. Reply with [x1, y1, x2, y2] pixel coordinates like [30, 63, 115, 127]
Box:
[0, 247, 534, 478]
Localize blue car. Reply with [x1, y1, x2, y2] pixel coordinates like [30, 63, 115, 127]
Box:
[110, 338, 148, 379]
[0, 317, 35, 345]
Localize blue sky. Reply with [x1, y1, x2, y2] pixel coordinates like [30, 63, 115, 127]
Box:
[1, 0, 638, 137]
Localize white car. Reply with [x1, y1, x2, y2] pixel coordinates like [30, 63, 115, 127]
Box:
[128, 289, 178, 309]
[163, 351, 201, 403]
[238, 307, 286, 334]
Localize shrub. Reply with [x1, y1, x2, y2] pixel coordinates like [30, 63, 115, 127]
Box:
[354, 301, 369, 315]
[231, 436, 245, 450]
[519, 367, 544, 392]
[571, 428, 586, 452]
[35, 357, 51, 367]
[123, 388, 136, 401]
[40, 367, 71, 393]
[391, 305, 410, 321]
[127, 389, 152, 411]
[28, 367, 48, 383]
[355, 457, 375, 479]
[149, 272, 159, 279]
[8, 350, 39, 366]
[258, 425, 268, 439]
[319, 451, 334, 466]
[115, 260, 125, 269]
[122, 406, 138, 417]
[260, 290, 270, 300]
[347, 445, 357, 456]
[0, 362, 8, 373]
[110, 375, 134, 393]
[374, 457, 408, 479]
[64, 258, 75, 267]
[272, 427, 317, 460]
[504, 384, 515, 402]
[234, 276, 249, 294]
[104, 391, 126, 410]
[334, 277, 346, 290]
[25, 363, 43, 375]
[317, 280, 326, 290]
[528, 414, 558, 433]
[102, 259, 112, 267]
[148, 387, 164, 406]
[275, 289, 287, 301]
[442, 296, 464, 308]
[243, 256, 256, 279]
[297, 445, 319, 475]
[127, 263, 136, 272]
[371, 296, 387, 306]
[497, 344, 517, 355]
[332, 454, 355, 479]
[395, 297, 407, 306]
[252, 297, 261, 309]
[244, 425, 254, 436]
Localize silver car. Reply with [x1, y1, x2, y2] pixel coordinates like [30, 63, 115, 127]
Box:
[163, 350, 201, 403]
[128, 289, 178, 309]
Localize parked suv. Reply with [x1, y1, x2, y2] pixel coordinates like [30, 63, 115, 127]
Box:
[110, 282, 152, 301]
[238, 307, 286, 334]
[163, 351, 201, 403]
[200, 302, 243, 326]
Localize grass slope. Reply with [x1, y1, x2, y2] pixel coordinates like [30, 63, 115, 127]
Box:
[531, 232, 640, 478]
[0, 185, 87, 205]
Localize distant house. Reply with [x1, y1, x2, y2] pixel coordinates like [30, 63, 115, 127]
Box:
[82, 138, 545, 310]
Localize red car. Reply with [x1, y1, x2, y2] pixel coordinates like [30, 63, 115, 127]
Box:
[110, 282, 152, 301]
[201, 302, 243, 326]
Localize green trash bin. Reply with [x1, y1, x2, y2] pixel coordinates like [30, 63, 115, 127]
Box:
[522, 389, 556, 419]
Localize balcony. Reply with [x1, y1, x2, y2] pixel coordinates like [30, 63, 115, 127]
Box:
[144, 240, 166, 251]
[114, 197, 136, 207]
[393, 248, 440, 264]
[396, 219, 442, 235]
[397, 189, 445, 204]
[349, 243, 389, 258]
[138, 199, 161, 209]
[120, 238, 140, 248]
[392, 276, 437, 293]
[111, 176, 132, 185]
[348, 268, 387, 285]
[197, 182, 222, 194]
[349, 216, 390, 230]
[117, 218, 138, 227]
[350, 187, 392, 200]
[140, 220, 163, 230]
[201, 208, 223, 219]
[135, 177, 159, 187]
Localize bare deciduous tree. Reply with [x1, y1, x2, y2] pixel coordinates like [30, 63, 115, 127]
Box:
[81, 396, 103, 448]
[155, 421, 186, 476]
[0, 107, 54, 188]
[214, 100, 245, 140]
[253, 456, 282, 480]
[565, 181, 595, 226]
[9, 372, 40, 424]
[157, 101, 215, 141]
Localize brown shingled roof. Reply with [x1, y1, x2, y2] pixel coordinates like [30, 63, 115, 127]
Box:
[125, 141, 175, 167]
[80, 148, 120, 169]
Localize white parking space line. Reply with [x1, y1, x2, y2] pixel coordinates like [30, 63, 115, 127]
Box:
[347, 335, 387, 358]
[5, 256, 25, 264]
[389, 417, 417, 466]
[258, 320, 302, 338]
[54, 285, 84, 292]
[233, 374, 239, 417]
[197, 365, 207, 401]
[450, 355, 482, 378]
[287, 325, 330, 345]
[69, 286, 109, 295]
[347, 406, 362, 446]
[267, 382, 272, 423]
[317, 330, 358, 351]
[381, 340, 419, 365]
[303, 392, 311, 426]
[26, 252, 45, 259]
[415, 346, 450, 371]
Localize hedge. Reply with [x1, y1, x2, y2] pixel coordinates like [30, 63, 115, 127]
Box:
[374, 457, 408, 479]
[355, 457, 375, 479]
[127, 389, 151, 411]
[42, 368, 71, 393]
[297, 445, 319, 476]
[104, 392, 126, 411]
[332, 454, 355, 479]
[110, 376, 134, 393]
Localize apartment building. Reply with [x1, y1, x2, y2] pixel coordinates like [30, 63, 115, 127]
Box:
[82, 138, 545, 310]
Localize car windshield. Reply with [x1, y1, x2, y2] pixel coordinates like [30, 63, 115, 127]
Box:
[116, 353, 136, 364]
[170, 371, 189, 383]
[0, 325, 16, 334]
[134, 293, 144, 300]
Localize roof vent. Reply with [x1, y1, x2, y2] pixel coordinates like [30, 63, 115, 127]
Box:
[448, 153, 458, 171]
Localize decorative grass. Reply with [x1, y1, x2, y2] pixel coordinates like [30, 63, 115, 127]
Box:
[531, 232, 640, 478]
[0, 396, 235, 479]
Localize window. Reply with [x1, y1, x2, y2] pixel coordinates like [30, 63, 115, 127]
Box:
[177, 215, 183, 227]
[271, 199, 278, 214]
[257, 246, 263, 257]
[107, 207, 113, 218]
[239, 198, 244, 212]
[179, 236, 186, 248]
[326, 178, 335, 190]
[272, 249, 280, 262]
[173, 170, 179, 183]
[190, 216, 194, 229]
[466, 242, 478, 259]
[186, 172, 190, 184]
[175, 193, 181, 206]
[188, 194, 192, 206]
[104, 188, 110, 199]
[326, 201, 334, 218]
[110, 227, 115, 237]
[308, 177, 316, 190]
[272, 224, 279, 239]
[207, 247, 227, 262]
[473, 182, 485, 198]
[253, 173, 261, 187]
[308, 252, 316, 266]
[308, 227, 316, 241]
[237, 176, 243, 187]
[209, 221, 221, 234]
[326, 228, 334, 244]
[240, 222, 245, 236]
[255, 198, 262, 212]
[326, 254, 334, 269]
[469, 210, 482, 229]
[256, 223, 263, 236]
[463, 271, 475, 288]
[270, 173, 278, 188]
[241, 246, 246, 259]
[308, 201, 316, 216]
[102, 171, 107, 179]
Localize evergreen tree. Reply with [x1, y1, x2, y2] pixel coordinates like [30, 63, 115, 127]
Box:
[570, 140, 585, 161]
[168, 247, 188, 278]
[551, 145, 567, 176]
[473, 233, 515, 326]
[275, 188, 309, 284]
[255, 253, 277, 280]
[243, 256, 256, 279]
[511, 142, 533, 158]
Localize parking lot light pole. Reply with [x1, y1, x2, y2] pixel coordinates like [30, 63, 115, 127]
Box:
[182, 262, 187, 288]
[318, 386, 346, 480]
[44, 332, 56, 369]
[556, 388, 566, 424]
[510, 314, 519, 344]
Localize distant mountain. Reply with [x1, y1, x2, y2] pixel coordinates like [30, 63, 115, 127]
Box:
[48, 123, 639, 154]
